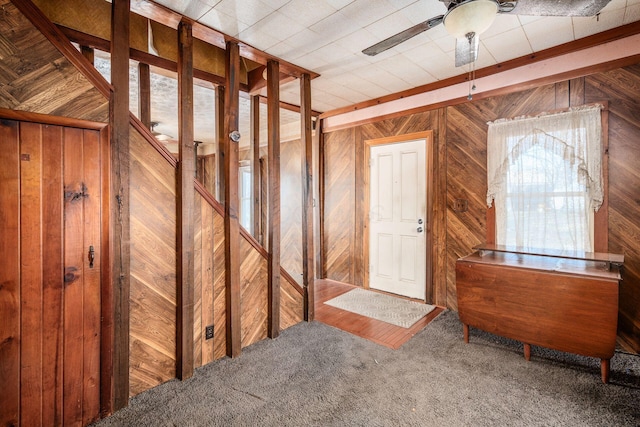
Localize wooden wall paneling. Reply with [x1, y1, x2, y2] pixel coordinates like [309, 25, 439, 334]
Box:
[260, 157, 269, 250]
[224, 41, 241, 357]
[19, 122, 44, 426]
[194, 192, 203, 368]
[280, 138, 303, 286]
[0, 2, 109, 122]
[281, 274, 304, 330]
[129, 129, 177, 396]
[322, 128, 355, 282]
[251, 95, 260, 241]
[212, 210, 227, 360]
[110, 0, 131, 409]
[585, 64, 640, 351]
[353, 127, 364, 287]
[177, 18, 195, 381]
[200, 196, 215, 364]
[569, 77, 586, 107]
[138, 63, 151, 129]
[0, 119, 20, 427]
[300, 73, 315, 320]
[555, 81, 570, 109]
[267, 59, 281, 338]
[240, 238, 269, 347]
[80, 128, 102, 425]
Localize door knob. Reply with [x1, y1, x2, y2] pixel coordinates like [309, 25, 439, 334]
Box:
[417, 226, 423, 233]
[89, 245, 95, 268]
[418, 218, 423, 224]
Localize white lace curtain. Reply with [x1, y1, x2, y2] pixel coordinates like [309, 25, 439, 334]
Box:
[486, 105, 603, 252]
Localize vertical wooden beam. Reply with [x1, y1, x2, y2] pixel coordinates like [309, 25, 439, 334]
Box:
[216, 85, 226, 202]
[434, 107, 448, 306]
[300, 74, 315, 321]
[80, 45, 94, 65]
[138, 63, 151, 129]
[318, 123, 326, 278]
[224, 41, 241, 357]
[251, 95, 261, 242]
[267, 60, 281, 338]
[110, 0, 130, 411]
[353, 127, 364, 287]
[177, 19, 195, 380]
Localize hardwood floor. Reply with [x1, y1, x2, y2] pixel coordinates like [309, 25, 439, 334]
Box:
[314, 279, 445, 350]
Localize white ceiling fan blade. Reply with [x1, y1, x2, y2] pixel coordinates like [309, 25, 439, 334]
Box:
[455, 34, 479, 67]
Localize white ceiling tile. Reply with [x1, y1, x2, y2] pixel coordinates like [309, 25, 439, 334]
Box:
[282, 28, 329, 53]
[601, 0, 627, 12]
[291, 52, 330, 71]
[237, 24, 282, 50]
[253, 11, 306, 42]
[573, 8, 626, 38]
[516, 15, 544, 25]
[524, 17, 575, 52]
[386, 0, 418, 9]
[418, 50, 462, 80]
[352, 65, 413, 93]
[324, 0, 356, 10]
[365, 10, 415, 41]
[335, 71, 391, 97]
[624, 4, 640, 23]
[198, 8, 249, 36]
[153, 0, 215, 19]
[339, 0, 399, 29]
[309, 11, 359, 43]
[482, 26, 532, 63]
[399, 0, 446, 26]
[214, 0, 275, 26]
[334, 28, 381, 54]
[278, 0, 339, 27]
[481, 14, 522, 39]
[261, 0, 292, 9]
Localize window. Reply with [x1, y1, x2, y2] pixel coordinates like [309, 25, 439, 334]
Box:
[487, 105, 604, 253]
[239, 163, 252, 232]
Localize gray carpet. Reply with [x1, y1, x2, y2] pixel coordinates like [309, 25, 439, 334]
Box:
[92, 311, 640, 427]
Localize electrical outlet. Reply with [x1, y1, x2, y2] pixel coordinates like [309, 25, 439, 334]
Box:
[205, 325, 214, 340]
[453, 199, 468, 213]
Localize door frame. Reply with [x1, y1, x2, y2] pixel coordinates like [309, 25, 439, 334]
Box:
[363, 131, 434, 302]
[0, 108, 114, 416]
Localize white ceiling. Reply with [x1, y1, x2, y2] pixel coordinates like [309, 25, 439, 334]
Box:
[150, 0, 640, 114]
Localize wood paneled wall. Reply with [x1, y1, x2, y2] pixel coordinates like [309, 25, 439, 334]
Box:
[0, 0, 108, 122]
[322, 65, 640, 352]
[129, 128, 177, 396]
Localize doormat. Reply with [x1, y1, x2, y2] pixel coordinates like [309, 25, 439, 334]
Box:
[324, 288, 436, 328]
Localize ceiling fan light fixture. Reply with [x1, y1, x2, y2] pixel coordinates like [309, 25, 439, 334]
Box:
[443, 0, 499, 39]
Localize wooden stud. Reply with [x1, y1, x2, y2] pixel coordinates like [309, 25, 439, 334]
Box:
[110, 0, 131, 410]
[81, 45, 94, 65]
[138, 63, 151, 129]
[267, 60, 281, 338]
[216, 85, 226, 202]
[300, 74, 315, 321]
[224, 41, 241, 358]
[251, 95, 261, 242]
[177, 19, 195, 380]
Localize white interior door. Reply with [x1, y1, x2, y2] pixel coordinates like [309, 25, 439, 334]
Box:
[369, 139, 426, 300]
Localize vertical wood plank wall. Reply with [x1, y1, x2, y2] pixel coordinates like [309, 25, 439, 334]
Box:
[322, 64, 640, 351]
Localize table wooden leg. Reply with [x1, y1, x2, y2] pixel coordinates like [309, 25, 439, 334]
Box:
[463, 324, 469, 343]
[523, 343, 531, 361]
[601, 359, 610, 384]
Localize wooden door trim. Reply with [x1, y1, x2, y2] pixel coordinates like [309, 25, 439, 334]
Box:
[363, 131, 434, 302]
[0, 111, 114, 418]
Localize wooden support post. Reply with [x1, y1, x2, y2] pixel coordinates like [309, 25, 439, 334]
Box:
[267, 60, 281, 338]
[110, 0, 130, 411]
[138, 63, 151, 129]
[177, 19, 195, 380]
[216, 85, 226, 202]
[300, 73, 315, 321]
[224, 41, 241, 357]
[251, 95, 261, 243]
[80, 45, 94, 64]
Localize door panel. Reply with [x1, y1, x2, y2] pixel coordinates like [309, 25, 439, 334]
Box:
[369, 139, 427, 300]
[0, 120, 102, 427]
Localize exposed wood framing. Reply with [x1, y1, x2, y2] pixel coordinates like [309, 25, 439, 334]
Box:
[224, 41, 241, 358]
[138, 63, 151, 129]
[216, 85, 225, 202]
[80, 45, 94, 64]
[300, 73, 315, 321]
[110, 0, 130, 411]
[267, 59, 281, 338]
[177, 19, 195, 380]
[251, 95, 261, 243]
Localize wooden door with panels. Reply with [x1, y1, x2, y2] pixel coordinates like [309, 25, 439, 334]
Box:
[365, 132, 432, 301]
[0, 116, 109, 427]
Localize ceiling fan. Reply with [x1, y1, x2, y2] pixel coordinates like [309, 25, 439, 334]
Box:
[362, 0, 613, 67]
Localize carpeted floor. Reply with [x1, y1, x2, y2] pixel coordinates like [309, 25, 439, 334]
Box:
[92, 311, 640, 426]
